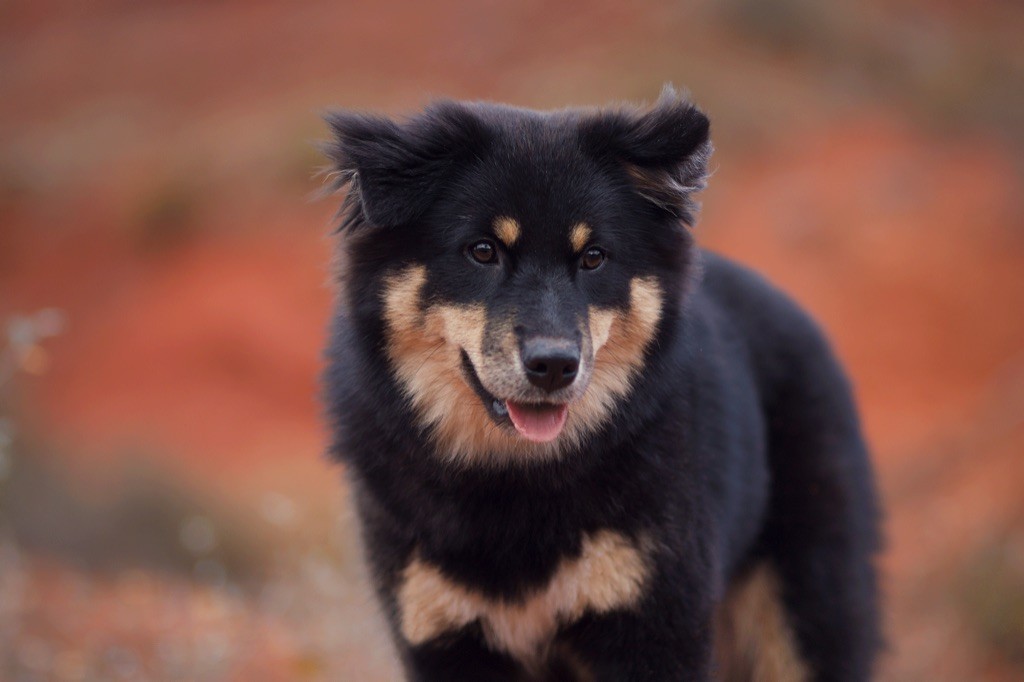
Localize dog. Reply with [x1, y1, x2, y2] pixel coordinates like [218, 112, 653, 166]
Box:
[321, 87, 882, 681]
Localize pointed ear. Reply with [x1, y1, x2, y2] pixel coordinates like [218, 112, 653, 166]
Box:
[321, 102, 490, 230]
[580, 86, 712, 225]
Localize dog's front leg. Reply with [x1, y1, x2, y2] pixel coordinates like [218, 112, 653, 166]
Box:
[400, 629, 527, 682]
[559, 571, 715, 681]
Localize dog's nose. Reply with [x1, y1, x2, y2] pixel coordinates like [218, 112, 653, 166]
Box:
[521, 338, 580, 393]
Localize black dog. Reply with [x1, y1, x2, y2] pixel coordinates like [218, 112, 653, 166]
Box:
[321, 88, 881, 681]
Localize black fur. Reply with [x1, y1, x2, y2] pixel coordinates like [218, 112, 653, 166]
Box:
[322, 89, 882, 681]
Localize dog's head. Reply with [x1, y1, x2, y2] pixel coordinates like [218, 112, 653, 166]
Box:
[324, 88, 711, 465]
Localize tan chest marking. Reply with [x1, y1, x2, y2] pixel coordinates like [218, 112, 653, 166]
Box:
[398, 530, 649, 664]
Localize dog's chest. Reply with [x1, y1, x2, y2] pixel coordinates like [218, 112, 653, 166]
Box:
[397, 530, 650, 664]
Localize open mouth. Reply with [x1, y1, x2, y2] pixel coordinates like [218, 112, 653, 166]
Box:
[459, 351, 569, 443]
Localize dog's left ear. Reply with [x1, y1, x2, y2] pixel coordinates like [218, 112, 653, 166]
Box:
[321, 102, 490, 231]
[580, 86, 712, 225]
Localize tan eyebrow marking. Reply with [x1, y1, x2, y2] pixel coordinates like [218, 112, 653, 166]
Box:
[569, 223, 592, 252]
[573, 276, 663, 436]
[494, 217, 521, 247]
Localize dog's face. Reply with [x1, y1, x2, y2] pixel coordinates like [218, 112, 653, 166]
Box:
[324, 90, 711, 464]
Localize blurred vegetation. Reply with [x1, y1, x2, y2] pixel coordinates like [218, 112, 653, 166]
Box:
[1, 312, 261, 584]
[130, 177, 205, 255]
[721, 0, 1024, 144]
[276, 126, 332, 191]
[0, 443, 261, 583]
[959, 528, 1024, 667]
[0, 311, 391, 679]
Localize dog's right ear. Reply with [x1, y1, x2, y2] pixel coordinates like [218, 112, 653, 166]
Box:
[321, 102, 490, 231]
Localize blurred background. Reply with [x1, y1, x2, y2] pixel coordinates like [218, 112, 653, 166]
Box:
[1, 0, 1022, 679]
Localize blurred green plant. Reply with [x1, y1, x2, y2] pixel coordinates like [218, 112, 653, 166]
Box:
[0, 309, 65, 388]
[959, 529, 1024, 667]
[1, 446, 263, 582]
[0, 162, 38, 215]
[0, 310, 65, 505]
[130, 178, 204, 255]
[0, 310, 263, 583]
[719, 0, 1024, 143]
[278, 126, 331, 191]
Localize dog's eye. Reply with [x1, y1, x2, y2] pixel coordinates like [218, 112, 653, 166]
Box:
[580, 246, 606, 271]
[468, 240, 498, 265]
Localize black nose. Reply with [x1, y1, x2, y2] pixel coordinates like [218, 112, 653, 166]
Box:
[521, 337, 580, 393]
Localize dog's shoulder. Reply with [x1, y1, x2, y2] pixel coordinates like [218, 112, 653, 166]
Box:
[696, 250, 814, 333]
[693, 249, 840, 376]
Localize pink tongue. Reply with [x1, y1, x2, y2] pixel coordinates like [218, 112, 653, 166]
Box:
[505, 402, 569, 442]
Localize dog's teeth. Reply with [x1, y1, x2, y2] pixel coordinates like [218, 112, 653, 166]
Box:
[493, 400, 508, 416]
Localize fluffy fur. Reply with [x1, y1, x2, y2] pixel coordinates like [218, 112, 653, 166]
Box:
[322, 88, 882, 681]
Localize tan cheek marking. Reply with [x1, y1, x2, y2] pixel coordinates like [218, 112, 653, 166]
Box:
[382, 265, 454, 419]
[382, 266, 498, 460]
[628, 277, 664, 336]
[569, 222, 592, 252]
[398, 531, 649, 666]
[494, 216, 521, 247]
[431, 304, 486, 361]
[714, 563, 811, 682]
[569, 277, 663, 441]
[588, 308, 615, 354]
[382, 265, 428, 337]
[381, 265, 470, 407]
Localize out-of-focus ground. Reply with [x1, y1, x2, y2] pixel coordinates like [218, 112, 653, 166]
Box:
[1, 0, 1023, 679]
